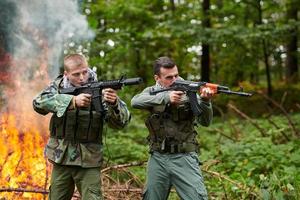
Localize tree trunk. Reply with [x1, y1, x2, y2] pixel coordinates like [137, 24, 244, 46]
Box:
[201, 0, 210, 82]
[263, 40, 272, 96]
[169, 0, 175, 11]
[257, 0, 273, 96]
[285, 0, 298, 83]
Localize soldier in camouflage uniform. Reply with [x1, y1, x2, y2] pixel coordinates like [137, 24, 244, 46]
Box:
[131, 56, 214, 200]
[33, 54, 130, 200]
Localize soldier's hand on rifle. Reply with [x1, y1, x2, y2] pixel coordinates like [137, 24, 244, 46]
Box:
[200, 87, 215, 101]
[103, 88, 117, 105]
[74, 93, 92, 108]
[169, 91, 185, 105]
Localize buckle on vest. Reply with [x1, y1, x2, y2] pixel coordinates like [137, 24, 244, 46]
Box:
[160, 139, 180, 154]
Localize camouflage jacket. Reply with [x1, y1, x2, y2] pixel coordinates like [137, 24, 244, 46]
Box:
[33, 73, 130, 168]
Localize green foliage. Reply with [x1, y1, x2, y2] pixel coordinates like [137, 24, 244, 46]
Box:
[103, 117, 149, 164]
[83, 0, 299, 88]
[199, 114, 300, 199]
[102, 110, 300, 199]
[212, 82, 300, 117]
[77, 1, 300, 198]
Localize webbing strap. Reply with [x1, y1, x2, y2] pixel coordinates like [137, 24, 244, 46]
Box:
[151, 142, 197, 154]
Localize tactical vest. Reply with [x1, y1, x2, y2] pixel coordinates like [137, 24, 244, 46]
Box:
[49, 108, 104, 143]
[49, 76, 104, 143]
[145, 102, 199, 153]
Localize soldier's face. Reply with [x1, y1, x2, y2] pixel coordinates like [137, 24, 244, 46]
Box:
[64, 63, 89, 86]
[154, 66, 179, 88]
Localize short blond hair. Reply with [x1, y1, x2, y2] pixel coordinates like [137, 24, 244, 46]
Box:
[64, 54, 88, 71]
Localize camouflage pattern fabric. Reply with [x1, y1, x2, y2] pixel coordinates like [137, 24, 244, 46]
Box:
[33, 72, 130, 167]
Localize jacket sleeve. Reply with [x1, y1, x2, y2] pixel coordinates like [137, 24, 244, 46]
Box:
[131, 87, 170, 110]
[32, 79, 73, 117]
[105, 98, 131, 129]
[132, 86, 213, 126]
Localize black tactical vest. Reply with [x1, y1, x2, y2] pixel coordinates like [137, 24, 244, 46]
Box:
[49, 77, 104, 143]
[145, 102, 199, 153]
[49, 108, 104, 143]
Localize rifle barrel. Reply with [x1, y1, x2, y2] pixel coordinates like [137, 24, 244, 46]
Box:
[218, 89, 252, 96]
[123, 77, 143, 85]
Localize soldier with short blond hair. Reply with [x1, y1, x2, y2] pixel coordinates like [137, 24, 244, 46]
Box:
[33, 53, 130, 200]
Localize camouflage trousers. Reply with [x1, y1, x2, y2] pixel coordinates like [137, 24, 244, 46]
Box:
[142, 152, 208, 200]
[49, 163, 102, 200]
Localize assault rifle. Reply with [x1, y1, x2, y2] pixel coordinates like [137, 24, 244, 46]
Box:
[60, 76, 143, 114]
[149, 79, 252, 117]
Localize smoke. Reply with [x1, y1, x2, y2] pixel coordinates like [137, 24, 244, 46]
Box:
[3, 0, 94, 77]
[0, 0, 94, 130]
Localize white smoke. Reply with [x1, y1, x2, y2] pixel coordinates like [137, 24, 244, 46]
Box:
[10, 0, 94, 77]
[0, 0, 94, 128]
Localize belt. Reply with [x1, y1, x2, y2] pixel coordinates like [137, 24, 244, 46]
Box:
[151, 142, 197, 154]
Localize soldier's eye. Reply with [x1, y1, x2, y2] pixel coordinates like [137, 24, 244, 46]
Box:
[82, 70, 88, 75]
[73, 73, 80, 77]
[165, 75, 178, 80]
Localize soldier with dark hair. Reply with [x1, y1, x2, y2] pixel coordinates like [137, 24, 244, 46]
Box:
[33, 53, 130, 200]
[131, 56, 214, 200]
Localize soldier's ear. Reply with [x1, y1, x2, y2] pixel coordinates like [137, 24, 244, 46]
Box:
[63, 71, 70, 80]
[154, 74, 159, 82]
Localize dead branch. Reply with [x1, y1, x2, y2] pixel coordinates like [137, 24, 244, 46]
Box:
[208, 128, 236, 141]
[280, 91, 287, 107]
[0, 159, 262, 199]
[227, 103, 266, 137]
[258, 91, 299, 137]
[202, 168, 259, 197]
[228, 119, 242, 140]
[0, 188, 48, 194]
[102, 173, 118, 185]
[101, 161, 146, 173]
[202, 159, 221, 171]
[265, 116, 290, 142]
[121, 169, 144, 186]
[43, 160, 50, 200]
[213, 104, 226, 120]
[105, 188, 142, 193]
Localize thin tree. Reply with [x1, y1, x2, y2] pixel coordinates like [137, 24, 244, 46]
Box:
[285, 0, 298, 83]
[201, 0, 211, 82]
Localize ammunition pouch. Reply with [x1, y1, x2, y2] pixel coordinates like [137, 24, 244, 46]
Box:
[49, 109, 103, 143]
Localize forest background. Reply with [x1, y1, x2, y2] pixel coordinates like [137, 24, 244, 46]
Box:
[0, 0, 299, 199]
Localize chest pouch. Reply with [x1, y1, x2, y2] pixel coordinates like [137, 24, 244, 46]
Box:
[50, 109, 103, 143]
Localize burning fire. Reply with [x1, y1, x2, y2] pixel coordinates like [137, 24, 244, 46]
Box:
[0, 114, 51, 199]
[0, 1, 96, 198]
[0, 25, 52, 199]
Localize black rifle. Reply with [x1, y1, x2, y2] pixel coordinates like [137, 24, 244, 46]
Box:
[149, 79, 252, 116]
[60, 77, 143, 114]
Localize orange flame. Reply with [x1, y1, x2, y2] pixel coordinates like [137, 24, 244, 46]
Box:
[0, 25, 52, 199]
[0, 114, 50, 199]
